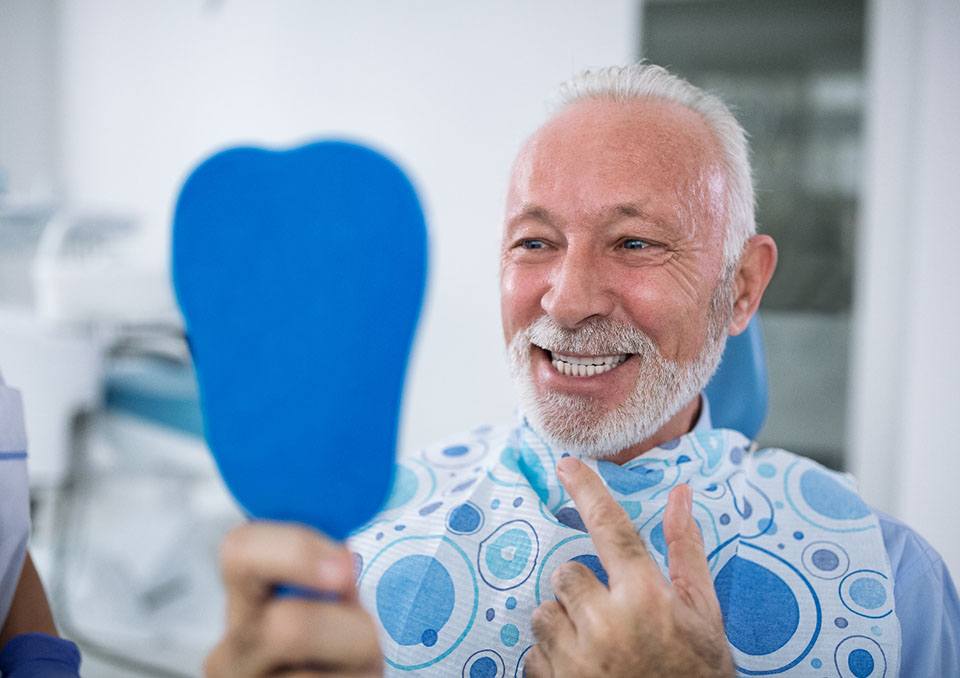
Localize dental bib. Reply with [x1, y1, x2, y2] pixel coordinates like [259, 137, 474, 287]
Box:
[349, 421, 901, 677]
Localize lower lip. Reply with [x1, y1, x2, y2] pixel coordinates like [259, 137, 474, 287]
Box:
[531, 347, 636, 394]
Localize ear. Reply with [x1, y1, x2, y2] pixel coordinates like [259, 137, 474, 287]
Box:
[728, 234, 778, 336]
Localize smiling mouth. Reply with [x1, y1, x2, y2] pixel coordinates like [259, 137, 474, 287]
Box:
[534, 344, 631, 377]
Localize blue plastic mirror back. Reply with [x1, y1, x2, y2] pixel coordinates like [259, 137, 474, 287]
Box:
[172, 140, 428, 540]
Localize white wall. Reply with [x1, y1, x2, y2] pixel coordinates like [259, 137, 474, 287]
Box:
[849, 0, 960, 575]
[55, 0, 638, 454]
[0, 0, 59, 200]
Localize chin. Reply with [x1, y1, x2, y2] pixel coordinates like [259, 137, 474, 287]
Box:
[521, 389, 676, 458]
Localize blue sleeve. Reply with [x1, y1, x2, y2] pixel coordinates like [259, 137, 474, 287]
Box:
[878, 511, 960, 677]
[0, 633, 81, 677]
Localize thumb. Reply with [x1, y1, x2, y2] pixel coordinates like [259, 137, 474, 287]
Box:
[663, 484, 714, 605]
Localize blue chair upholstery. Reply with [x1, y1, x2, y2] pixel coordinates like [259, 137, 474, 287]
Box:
[704, 315, 768, 439]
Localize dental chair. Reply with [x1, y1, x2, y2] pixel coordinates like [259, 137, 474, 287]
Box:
[704, 315, 768, 440]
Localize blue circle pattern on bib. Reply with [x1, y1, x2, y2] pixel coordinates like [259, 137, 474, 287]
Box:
[479, 520, 539, 591]
[834, 636, 888, 678]
[461, 649, 505, 678]
[350, 425, 899, 676]
[448, 502, 485, 535]
[359, 535, 478, 671]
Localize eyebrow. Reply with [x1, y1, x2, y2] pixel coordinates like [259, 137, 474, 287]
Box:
[609, 202, 654, 220]
[506, 205, 554, 231]
[506, 201, 658, 231]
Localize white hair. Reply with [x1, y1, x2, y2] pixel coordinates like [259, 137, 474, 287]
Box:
[553, 63, 756, 268]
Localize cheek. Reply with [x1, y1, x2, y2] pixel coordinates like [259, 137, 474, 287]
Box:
[500, 264, 547, 340]
[617, 277, 711, 360]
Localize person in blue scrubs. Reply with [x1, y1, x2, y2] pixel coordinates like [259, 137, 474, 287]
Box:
[0, 371, 81, 676]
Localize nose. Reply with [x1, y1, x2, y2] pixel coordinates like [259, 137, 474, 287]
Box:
[540, 248, 614, 328]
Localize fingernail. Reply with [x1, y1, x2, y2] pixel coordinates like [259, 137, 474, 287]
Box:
[684, 484, 693, 511]
[557, 456, 581, 477]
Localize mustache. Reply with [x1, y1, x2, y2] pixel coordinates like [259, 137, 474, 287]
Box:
[518, 315, 659, 357]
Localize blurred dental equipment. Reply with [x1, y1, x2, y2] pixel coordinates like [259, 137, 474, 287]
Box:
[0, 203, 243, 676]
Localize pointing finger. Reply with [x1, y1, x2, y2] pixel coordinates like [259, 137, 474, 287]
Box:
[557, 457, 659, 585]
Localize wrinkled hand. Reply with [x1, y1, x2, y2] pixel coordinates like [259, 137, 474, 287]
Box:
[205, 522, 383, 677]
[525, 458, 734, 678]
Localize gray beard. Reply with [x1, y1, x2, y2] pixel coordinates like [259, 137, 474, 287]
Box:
[507, 274, 734, 458]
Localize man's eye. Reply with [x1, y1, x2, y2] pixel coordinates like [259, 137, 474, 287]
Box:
[622, 239, 650, 250]
[519, 239, 547, 250]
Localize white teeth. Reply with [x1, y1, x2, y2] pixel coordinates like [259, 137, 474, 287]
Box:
[549, 352, 629, 378]
[552, 352, 628, 367]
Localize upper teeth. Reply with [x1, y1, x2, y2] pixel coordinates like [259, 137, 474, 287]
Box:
[550, 351, 628, 377]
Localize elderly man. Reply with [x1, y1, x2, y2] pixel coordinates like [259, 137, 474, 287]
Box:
[205, 64, 959, 677]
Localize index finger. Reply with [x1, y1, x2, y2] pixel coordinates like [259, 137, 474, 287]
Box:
[556, 457, 659, 585]
[220, 521, 356, 625]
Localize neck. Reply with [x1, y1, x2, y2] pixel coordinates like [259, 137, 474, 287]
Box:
[603, 394, 702, 465]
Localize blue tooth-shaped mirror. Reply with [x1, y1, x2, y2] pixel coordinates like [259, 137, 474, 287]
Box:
[172, 140, 428, 540]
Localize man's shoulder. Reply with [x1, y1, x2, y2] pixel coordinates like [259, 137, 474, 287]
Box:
[874, 510, 960, 675]
[742, 441, 858, 489]
[747, 440, 956, 603]
[744, 443, 941, 568]
[740, 442, 889, 540]
[873, 508, 957, 594]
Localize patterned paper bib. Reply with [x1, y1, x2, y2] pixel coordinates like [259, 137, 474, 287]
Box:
[349, 422, 900, 677]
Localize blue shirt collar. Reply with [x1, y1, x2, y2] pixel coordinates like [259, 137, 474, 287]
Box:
[692, 391, 712, 434]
